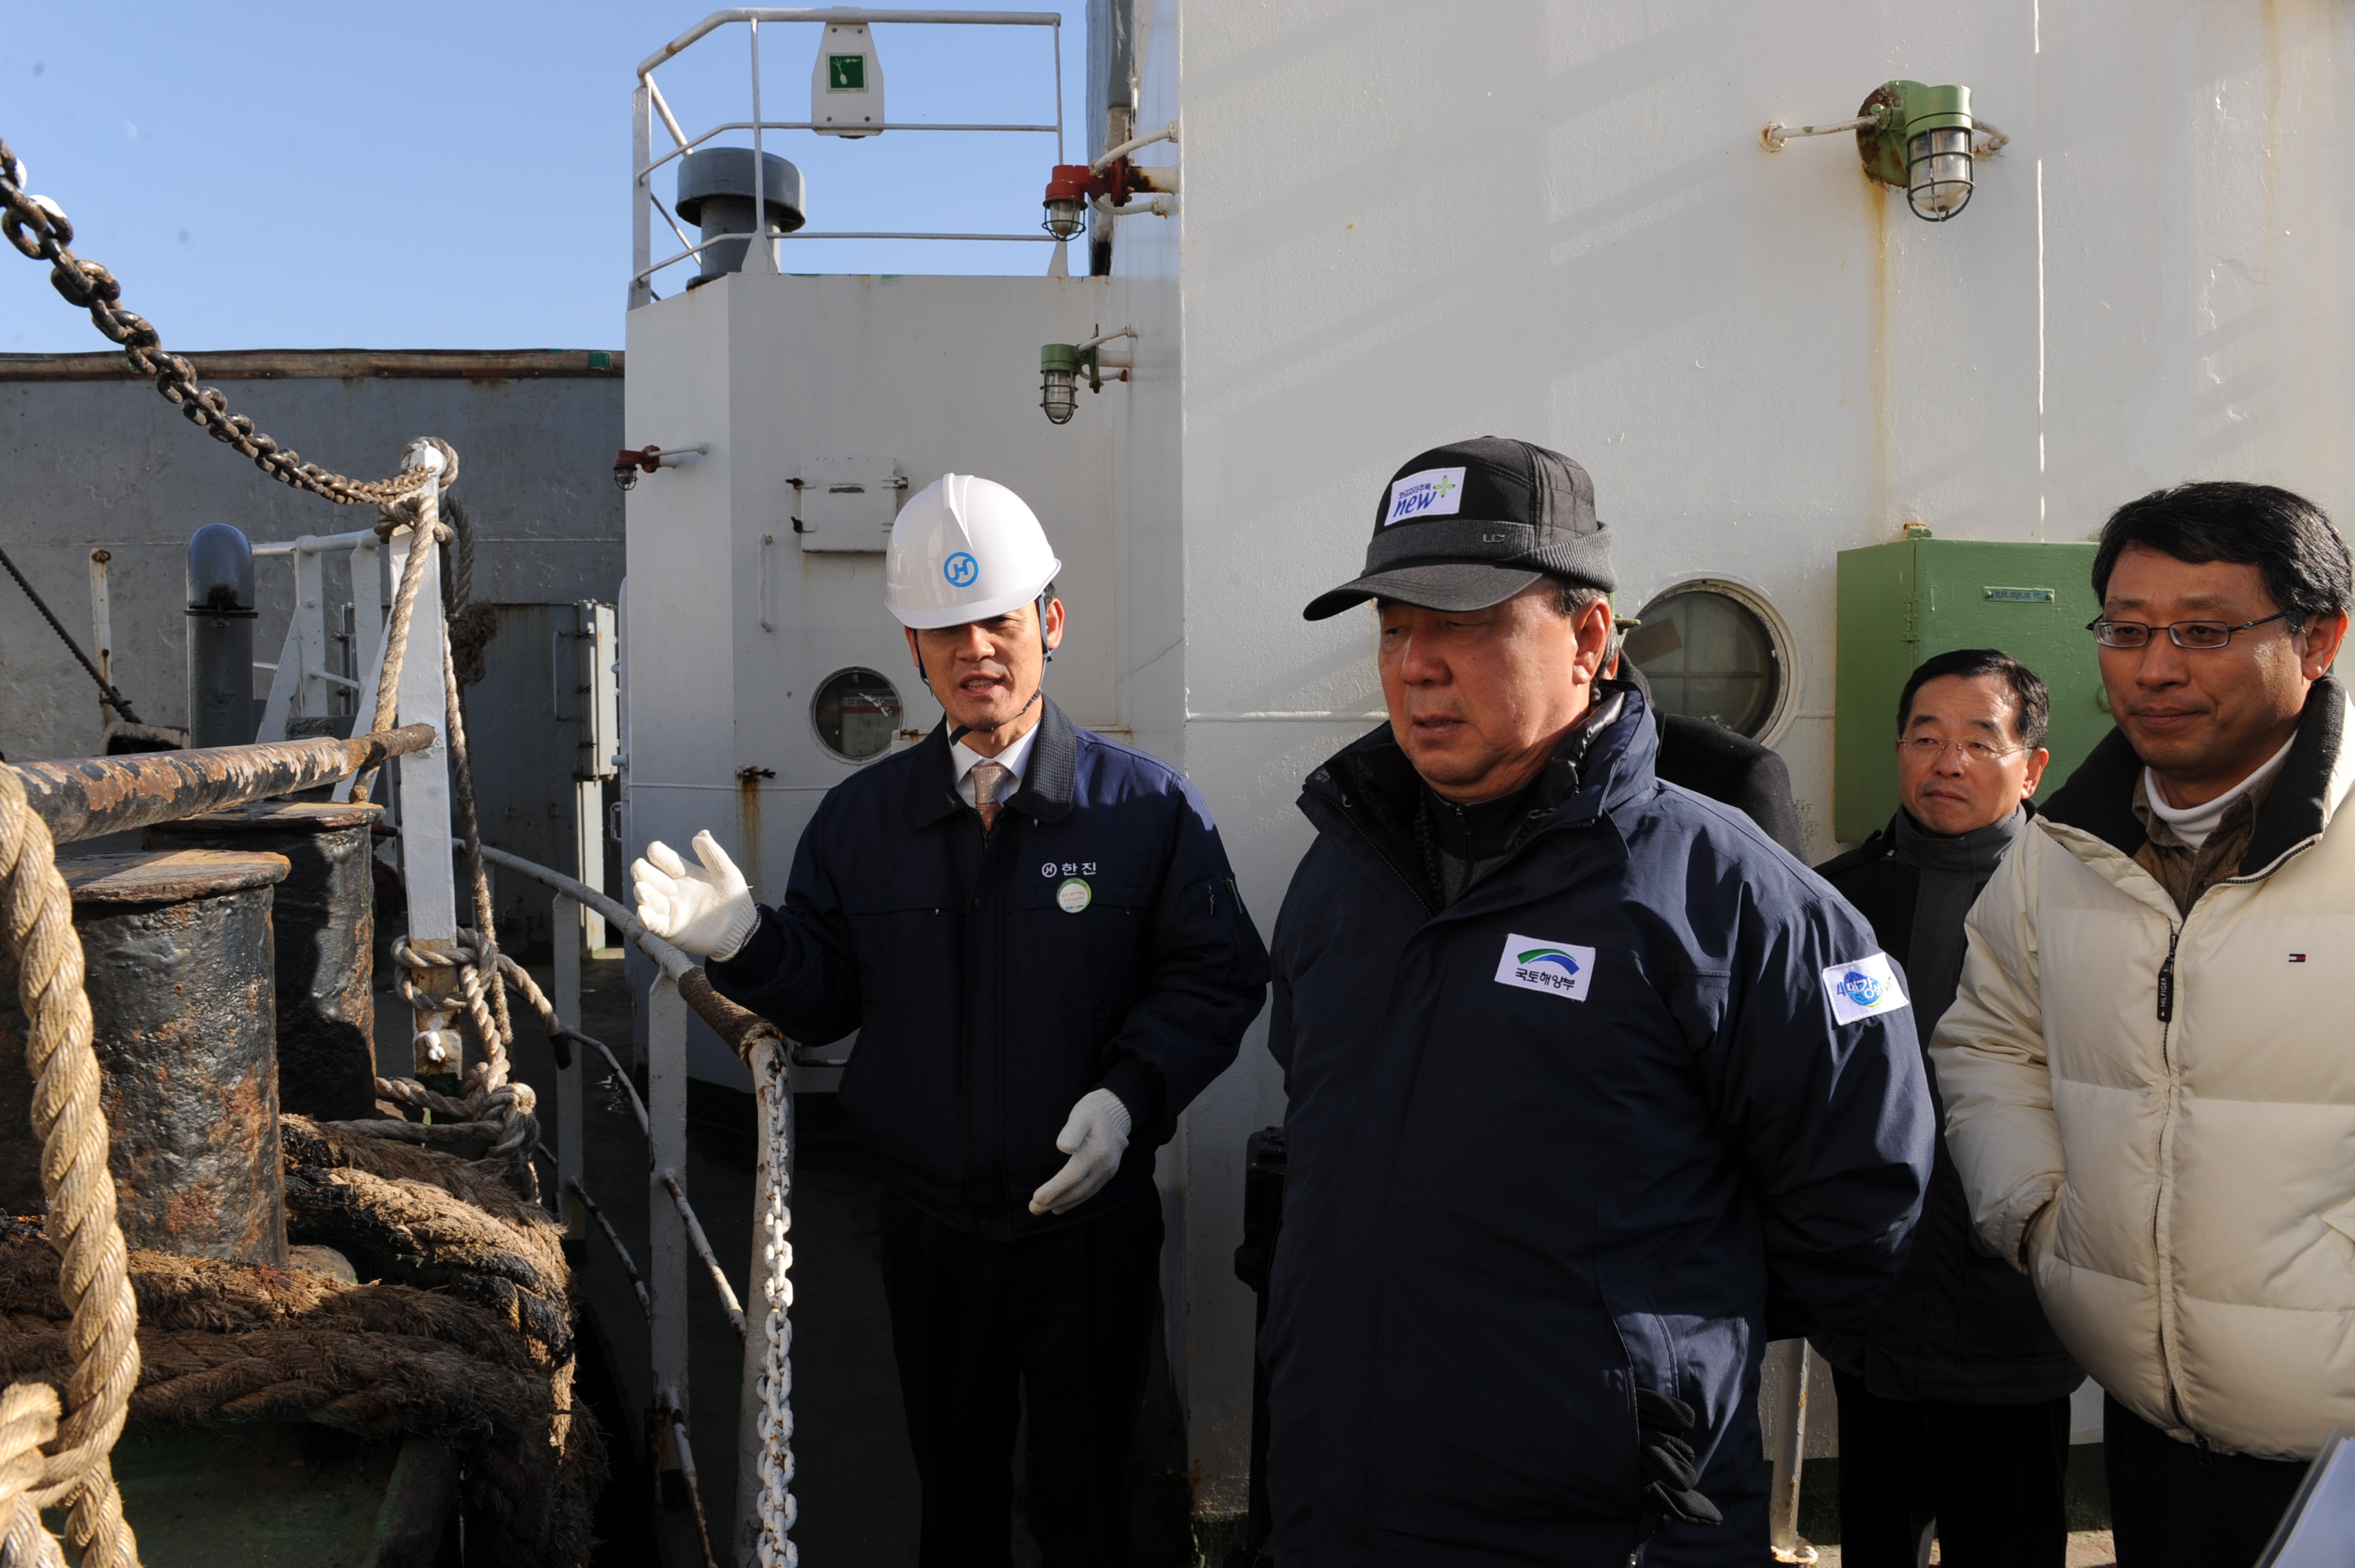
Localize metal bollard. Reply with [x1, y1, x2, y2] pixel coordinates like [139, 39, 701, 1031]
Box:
[0, 849, 291, 1265]
[146, 800, 384, 1121]
[186, 522, 257, 748]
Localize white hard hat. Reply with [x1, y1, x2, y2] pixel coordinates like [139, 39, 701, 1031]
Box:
[885, 473, 1063, 629]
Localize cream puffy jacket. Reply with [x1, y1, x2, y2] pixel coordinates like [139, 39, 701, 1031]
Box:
[1930, 682, 2355, 1461]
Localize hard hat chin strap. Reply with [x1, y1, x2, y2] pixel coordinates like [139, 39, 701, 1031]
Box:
[948, 687, 1042, 748]
[919, 591, 1055, 745]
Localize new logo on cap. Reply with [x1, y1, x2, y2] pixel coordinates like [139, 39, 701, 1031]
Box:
[943, 551, 979, 587]
[1384, 467, 1467, 526]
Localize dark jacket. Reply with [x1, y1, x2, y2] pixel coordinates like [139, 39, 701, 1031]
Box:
[707, 696, 1271, 1238]
[1622, 663, 1808, 859]
[1659, 716, 1807, 859]
[1811, 815, 2082, 1404]
[1263, 681, 1934, 1566]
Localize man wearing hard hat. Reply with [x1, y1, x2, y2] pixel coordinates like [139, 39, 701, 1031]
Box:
[632, 474, 1270, 1567]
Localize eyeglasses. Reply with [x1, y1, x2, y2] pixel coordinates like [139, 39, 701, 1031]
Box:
[1897, 736, 2031, 765]
[2087, 612, 2291, 650]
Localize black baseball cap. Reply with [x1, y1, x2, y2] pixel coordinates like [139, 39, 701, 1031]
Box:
[1302, 436, 1616, 621]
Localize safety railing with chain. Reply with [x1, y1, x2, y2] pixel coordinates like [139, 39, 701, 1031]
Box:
[463, 838, 800, 1568]
[0, 134, 798, 1567]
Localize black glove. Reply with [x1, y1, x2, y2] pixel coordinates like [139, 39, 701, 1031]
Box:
[1635, 1388, 1722, 1527]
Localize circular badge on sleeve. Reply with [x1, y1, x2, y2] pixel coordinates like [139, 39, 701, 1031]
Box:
[1056, 876, 1092, 914]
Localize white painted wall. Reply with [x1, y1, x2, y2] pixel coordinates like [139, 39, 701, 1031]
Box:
[1131, 0, 2355, 1515]
[621, 272, 1124, 1082]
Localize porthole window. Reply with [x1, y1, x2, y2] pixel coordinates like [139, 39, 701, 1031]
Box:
[1624, 584, 1786, 740]
[812, 667, 904, 761]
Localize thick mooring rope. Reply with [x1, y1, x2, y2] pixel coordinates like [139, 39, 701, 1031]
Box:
[0, 768, 140, 1568]
[0, 1118, 606, 1568]
[0, 1385, 67, 1568]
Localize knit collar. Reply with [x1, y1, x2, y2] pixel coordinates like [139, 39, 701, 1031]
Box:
[1893, 803, 2027, 880]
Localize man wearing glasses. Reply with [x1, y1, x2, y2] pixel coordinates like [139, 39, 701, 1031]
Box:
[1933, 481, 2355, 1568]
[1812, 649, 2081, 1567]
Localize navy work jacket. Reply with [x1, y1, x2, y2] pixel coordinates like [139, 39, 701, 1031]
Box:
[708, 696, 1270, 1239]
[1264, 684, 1933, 1566]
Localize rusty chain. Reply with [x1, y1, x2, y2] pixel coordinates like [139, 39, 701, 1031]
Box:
[0, 138, 433, 509]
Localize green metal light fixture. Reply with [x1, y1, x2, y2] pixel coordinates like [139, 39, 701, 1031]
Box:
[1038, 325, 1137, 426]
[1896, 84, 1975, 220]
[1041, 342, 1084, 425]
[1763, 81, 2004, 223]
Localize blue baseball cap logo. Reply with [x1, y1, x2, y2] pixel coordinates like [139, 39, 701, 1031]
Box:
[943, 551, 979, 587]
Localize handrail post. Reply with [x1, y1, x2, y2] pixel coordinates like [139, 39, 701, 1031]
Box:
[554, 893, 586, 1238]
[388, 506, 462, 1078]
[1763, 1338, 1817, 1563]
[86, 548, 112, 737]
[632, 84, 656, 309]
[649, 972, 692, 1478]
[348, 534, 382, 722]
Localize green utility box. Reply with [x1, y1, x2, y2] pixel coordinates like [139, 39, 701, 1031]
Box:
[1835, 535, 2109, 842]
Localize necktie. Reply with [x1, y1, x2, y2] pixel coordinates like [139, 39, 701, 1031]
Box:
[970, 760, 1013, 831]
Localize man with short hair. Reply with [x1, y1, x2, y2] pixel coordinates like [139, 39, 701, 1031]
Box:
[631, 475, 1271, 1567]
[1934, 481, 2355, 1568]
[1812, 648, 2081, 1567]
[1263, 436, 1935, 1565]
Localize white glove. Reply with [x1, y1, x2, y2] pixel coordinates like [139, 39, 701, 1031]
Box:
[1028, 1088, 1133, 1216]
[632, 831, 760, 962]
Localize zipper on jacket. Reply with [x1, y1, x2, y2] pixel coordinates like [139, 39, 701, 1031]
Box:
[1324, 785, 1438, 915]
[2155, 929, 2177, 1021]
[1354, 821, 1435, 915]
[2150, 922, 2196, 1436]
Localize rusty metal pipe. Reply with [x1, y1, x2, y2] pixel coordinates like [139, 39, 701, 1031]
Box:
[9, 725, 435, 845]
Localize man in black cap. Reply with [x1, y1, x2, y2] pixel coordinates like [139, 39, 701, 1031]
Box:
[1260, 437, 1934, 1565]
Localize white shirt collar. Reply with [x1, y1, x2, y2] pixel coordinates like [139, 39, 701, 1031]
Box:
[951, 720, 1041, 810]
[2143, 734, 2296, 850]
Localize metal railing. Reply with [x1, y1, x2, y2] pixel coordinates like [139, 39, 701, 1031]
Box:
[629, 7, 1067, 303]
[251, 527, 381, 741]
[466, 836, 798, 1567]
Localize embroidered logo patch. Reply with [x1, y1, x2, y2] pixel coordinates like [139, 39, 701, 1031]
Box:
[1821, 952, 1910, 1025]
[1383, 467, 1467, 526]
[1493, 933, 1596, 1001]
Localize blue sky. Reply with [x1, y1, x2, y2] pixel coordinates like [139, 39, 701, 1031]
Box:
[0, 2, 1084, 352]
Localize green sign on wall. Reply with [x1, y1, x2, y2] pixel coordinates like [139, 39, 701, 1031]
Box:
[1834, 535, 2109, 842]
